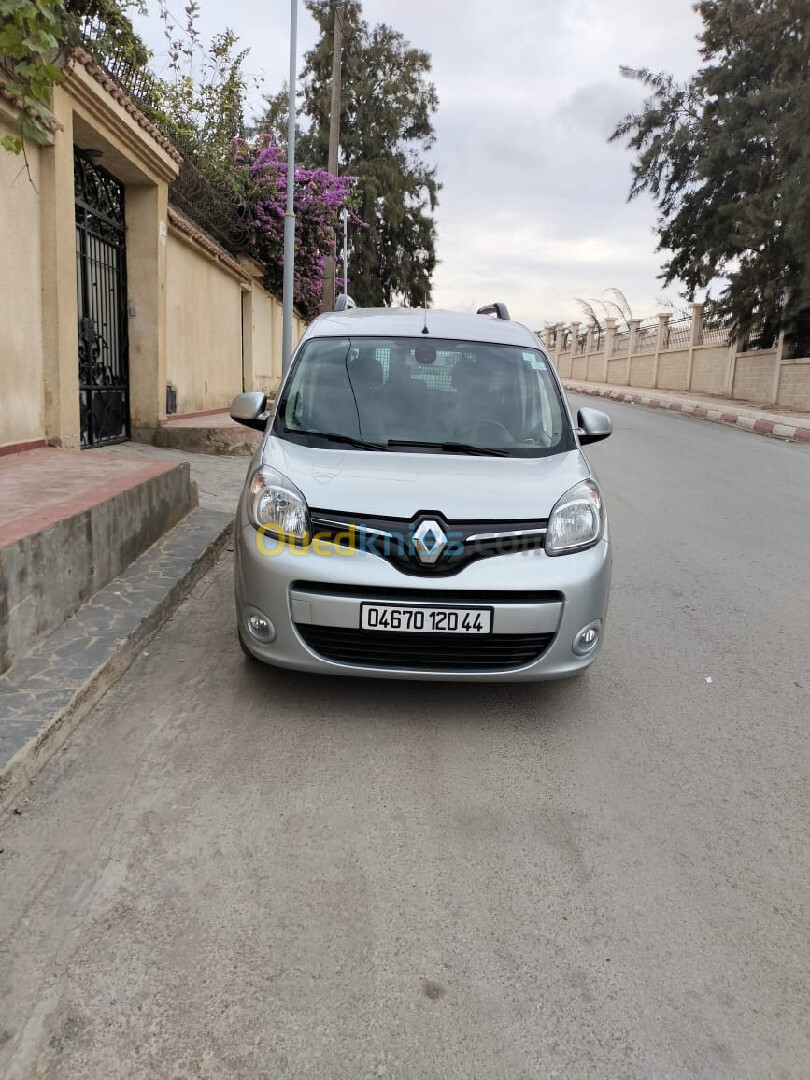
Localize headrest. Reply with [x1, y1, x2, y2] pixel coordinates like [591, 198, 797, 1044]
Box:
[451, 359, 487, 392]
[349, 352, 384, 389]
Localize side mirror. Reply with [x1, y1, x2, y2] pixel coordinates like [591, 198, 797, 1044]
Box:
[576, 407, 612, 446]
[230, 392, 268, 431]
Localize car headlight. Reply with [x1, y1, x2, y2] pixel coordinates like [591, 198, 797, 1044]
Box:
[545, 479, 604, 556]
[247, 466, 310, 543]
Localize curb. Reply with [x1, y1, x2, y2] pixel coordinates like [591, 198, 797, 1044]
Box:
[565, 384, 810, 444]
[0, 509, 233, 811]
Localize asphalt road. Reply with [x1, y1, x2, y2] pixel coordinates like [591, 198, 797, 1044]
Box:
[1, 401, 808, 1079]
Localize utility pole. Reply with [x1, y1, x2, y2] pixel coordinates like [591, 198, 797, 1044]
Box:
[321, 0, 343, 312]
[282, 0, 297, 375]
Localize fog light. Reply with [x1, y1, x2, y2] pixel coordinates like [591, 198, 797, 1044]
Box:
[573, 620, 601, 656]
[245, 606, 276, 643]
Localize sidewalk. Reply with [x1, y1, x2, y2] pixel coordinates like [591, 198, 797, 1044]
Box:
[0, 445, 249, 809]
[105, 441, 250, 512]
[564, 380, 810, 443]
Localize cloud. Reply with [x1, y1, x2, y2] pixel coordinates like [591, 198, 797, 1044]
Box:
[132, 0, 704, 325]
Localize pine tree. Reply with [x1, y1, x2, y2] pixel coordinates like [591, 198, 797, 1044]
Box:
[611, 0, 810, 342]
[258, 0, 440, 308]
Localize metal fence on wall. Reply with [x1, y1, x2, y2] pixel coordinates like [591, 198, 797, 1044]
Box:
[635, 323, 659, 353]
[700, 321, 731, 346]
[665, 319, 692, 350]
[611, 330, 629, 354]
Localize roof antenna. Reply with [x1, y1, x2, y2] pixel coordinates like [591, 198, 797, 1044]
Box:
[421, 292, 429, 334]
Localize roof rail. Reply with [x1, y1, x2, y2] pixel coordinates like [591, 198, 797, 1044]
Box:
[334, 294, 356, 312]
[477, 302, 510, 320]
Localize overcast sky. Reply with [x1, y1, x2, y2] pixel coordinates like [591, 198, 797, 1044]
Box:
[133, 0, 705, 328]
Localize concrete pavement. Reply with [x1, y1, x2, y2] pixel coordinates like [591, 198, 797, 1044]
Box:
[0, 397, 808, 1077]
[104, 441, 251, 512]
[0, 447, 249, 809]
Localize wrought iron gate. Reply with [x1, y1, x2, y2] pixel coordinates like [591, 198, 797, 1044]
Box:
[75, 151, 130, 447]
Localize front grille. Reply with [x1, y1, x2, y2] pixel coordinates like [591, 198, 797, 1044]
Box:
[296, 625, 555, 672]
[291, 582, 563, 604]
[309, 509, 547, 577]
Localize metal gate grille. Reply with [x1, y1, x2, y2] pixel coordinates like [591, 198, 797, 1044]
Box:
[75, 151, 130, 447]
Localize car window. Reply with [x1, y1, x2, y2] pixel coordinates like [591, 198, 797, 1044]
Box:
[276, 336, 575, 456]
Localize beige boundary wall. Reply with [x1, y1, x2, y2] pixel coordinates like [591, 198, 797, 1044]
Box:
[0, 52, 305, 453]
[166, 222, 244, 415]
[164, 209, 305, 417]
[0, 105, 46, 448]
[545, 304, 810, 411]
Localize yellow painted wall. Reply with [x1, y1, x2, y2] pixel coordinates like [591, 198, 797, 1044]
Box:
[0, 115, 45, 447]
[165, 232, 243, 413]
[251, 287, 281, 396]
[237, 276, 307, 399]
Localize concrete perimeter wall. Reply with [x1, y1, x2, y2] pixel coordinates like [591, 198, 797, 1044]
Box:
[547, 306, 810, 410]
[690, 346, 729, 396]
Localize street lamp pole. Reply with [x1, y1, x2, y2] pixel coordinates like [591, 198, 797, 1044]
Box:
[282, 0, 298, 375]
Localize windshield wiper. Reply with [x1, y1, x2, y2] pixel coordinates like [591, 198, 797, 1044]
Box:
[285, 428, 387, 451]
[386, 439, 510, 457]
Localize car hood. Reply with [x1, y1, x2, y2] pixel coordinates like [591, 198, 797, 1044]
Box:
[262, 437, 591, 519]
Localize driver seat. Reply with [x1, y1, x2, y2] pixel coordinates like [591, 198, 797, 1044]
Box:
[450, 358, 519, 439]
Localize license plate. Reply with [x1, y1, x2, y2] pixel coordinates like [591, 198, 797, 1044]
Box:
[360, 603, 492, 634]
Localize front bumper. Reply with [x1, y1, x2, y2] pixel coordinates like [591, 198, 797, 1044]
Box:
[234, 520, 611, 681]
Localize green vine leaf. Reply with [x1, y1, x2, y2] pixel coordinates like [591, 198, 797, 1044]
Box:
[1, 133, 24, 154]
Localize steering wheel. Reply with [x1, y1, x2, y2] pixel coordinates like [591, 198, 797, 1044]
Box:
[452, 419, 515, 445]
[523, 422, 553, 447]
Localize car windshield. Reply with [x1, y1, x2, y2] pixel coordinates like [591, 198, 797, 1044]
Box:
[275, 336, 575, 456]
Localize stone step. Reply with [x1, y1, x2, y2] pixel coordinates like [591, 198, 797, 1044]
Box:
[0, 449, 196, 675]
[0, 507, 233, 809]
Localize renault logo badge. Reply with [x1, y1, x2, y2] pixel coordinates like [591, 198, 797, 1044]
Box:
[413, 519, 447, 565]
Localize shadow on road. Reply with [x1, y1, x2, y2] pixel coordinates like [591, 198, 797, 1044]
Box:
[234, 651, 594, 730]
